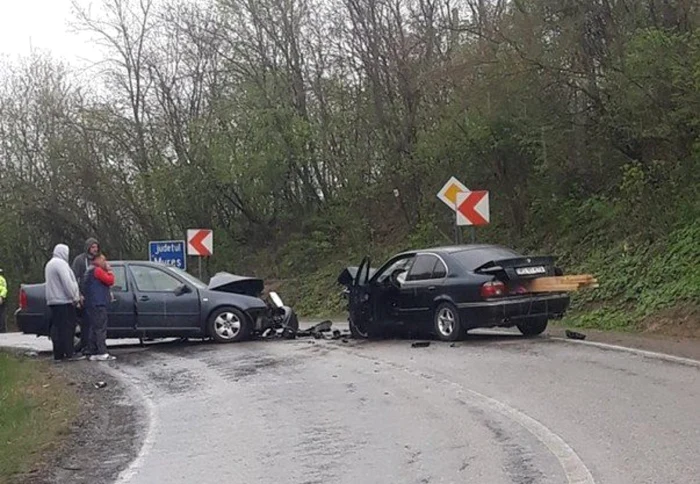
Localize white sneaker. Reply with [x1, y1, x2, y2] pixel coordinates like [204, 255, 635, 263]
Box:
[89, 354, 116, 361]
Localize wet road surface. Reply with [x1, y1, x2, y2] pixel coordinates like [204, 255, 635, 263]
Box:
[100, 331, 700, 484]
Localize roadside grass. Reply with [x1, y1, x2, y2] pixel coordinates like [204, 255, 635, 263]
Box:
[0, 352, 78, 484]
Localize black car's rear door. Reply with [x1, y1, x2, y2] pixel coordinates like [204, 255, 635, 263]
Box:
[400, 254, 444, 320]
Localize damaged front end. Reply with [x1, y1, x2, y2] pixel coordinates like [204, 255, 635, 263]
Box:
[208, 272, 299, 338]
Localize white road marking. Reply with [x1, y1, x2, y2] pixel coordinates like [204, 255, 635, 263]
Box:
[103, 366, 159, 484]
[342, 348, 597, 484]
[552, 338, 700, 368]
[452, 383, 596, 484]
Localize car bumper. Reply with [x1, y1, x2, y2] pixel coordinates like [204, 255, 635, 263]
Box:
[15, 310, 50, 336]
[456, 293, 570, 328]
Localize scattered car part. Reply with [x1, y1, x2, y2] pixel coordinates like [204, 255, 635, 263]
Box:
[411, 341, 431, 348]
[566, 329, 587, 340]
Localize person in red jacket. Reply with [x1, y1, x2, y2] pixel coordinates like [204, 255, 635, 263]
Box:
[82, 254, 116, 361]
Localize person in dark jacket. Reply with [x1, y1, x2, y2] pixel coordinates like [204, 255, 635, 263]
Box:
[83, 253, 116, 361]
[72, 237, 100, 354]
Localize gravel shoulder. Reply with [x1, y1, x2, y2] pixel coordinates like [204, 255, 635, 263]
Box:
[12, 358, 143, 484]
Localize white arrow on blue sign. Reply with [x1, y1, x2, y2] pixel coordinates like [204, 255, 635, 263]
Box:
[148, 240, 187, 270]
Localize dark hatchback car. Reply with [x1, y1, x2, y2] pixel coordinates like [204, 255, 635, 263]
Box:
[16, 261, 297, 343]
[338, 245, 570, 341]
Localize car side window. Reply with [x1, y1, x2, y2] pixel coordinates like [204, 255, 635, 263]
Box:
[407, 255, 438, 281]
[111, 266, 128, 292]
[376, 257, 414, 283]
[431, 258, 447, 279]
[130, 266, 182, 292]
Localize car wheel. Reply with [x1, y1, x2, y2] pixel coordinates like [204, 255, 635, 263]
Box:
[74, 324, 81, 352]
[349, 315, 369, 339]
[349, 315, 385, 339]
[517, 317, 548, 337]
[433, 302, 463, 342]
[208, 307, 250, 343]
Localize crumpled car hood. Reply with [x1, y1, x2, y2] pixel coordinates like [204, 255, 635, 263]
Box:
[208, 272, 264, 297]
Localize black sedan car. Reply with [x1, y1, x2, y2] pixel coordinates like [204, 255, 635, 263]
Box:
[338, 244, 570, 341]
[16, 261, 297, 343]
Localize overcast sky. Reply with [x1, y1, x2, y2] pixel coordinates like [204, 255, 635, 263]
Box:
[0, 0, 98, 65]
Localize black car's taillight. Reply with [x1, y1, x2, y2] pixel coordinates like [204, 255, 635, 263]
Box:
[19, 289, 28, 310]
[480, 281, 506, 299]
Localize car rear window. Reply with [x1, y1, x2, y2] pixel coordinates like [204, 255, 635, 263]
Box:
[451, 247, 522, 271]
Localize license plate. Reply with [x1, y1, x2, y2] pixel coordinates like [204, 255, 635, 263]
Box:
[516, 266, 546, 276]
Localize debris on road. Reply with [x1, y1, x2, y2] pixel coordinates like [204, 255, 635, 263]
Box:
[296, 320, 333, 337]
[411, 341, 431, 348]
[93, 381, 108, 389]
[566, 330, 587, 340]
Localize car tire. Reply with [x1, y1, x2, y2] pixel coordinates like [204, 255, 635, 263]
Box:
[349, 315, 384, 339]
[207, 307, 251, 343]
[433, 302, 464, 342]
[73, 324, 81, 353]
[349, 315, 369, 339]
[517, 317, 548, 337]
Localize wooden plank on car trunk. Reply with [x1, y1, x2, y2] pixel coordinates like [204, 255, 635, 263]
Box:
[523, 275, 598, 293]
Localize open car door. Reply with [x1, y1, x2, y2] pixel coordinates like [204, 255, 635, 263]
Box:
[338, 257, 374, 338]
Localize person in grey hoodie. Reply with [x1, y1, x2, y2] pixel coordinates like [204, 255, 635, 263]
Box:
[45, 244, 82, 361]
[71, 237, 99, 355]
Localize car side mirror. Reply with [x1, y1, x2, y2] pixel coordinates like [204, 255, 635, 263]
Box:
[174, 284, 191, 296]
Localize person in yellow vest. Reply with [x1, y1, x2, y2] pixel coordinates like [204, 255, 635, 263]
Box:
[0, 268, 7, 333]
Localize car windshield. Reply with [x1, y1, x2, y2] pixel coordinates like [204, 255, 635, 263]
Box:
[170, 267, 208, 289]
[451, 247, 522, 271]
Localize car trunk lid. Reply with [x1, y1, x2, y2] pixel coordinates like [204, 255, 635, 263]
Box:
[474, 256, 556, 280]
[474, 256, 559, 296]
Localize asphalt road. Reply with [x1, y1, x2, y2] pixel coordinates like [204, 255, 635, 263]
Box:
[4, 330, 700, 484]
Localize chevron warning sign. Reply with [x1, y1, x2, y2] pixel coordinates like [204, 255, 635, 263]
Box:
[456, 191, 489, 226]
[187, 229, 213, 256]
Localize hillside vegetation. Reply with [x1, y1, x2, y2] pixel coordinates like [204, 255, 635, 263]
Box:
[0, 0, 698, 332]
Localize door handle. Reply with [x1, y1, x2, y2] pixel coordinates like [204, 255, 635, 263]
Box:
[428, 286, 437, 292]
[139, 295, 150, 302]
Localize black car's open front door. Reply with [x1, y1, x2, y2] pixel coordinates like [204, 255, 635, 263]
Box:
[339, 257, 374, 338]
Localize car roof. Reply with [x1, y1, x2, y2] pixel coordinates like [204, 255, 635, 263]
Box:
[108, 261, 177, 267]
[397, 244, 510, 257]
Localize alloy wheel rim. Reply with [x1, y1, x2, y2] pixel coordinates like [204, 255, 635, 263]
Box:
[214, 312, 241, 339]
[437, 308, 455, 336]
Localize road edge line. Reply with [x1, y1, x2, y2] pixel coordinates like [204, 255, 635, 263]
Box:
[101, 365, 159, 484]
[551, 337, 700, 368]
[340, 347, 596, 484]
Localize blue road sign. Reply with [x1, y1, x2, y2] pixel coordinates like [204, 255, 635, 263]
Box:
[149, 240, 187, 270]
